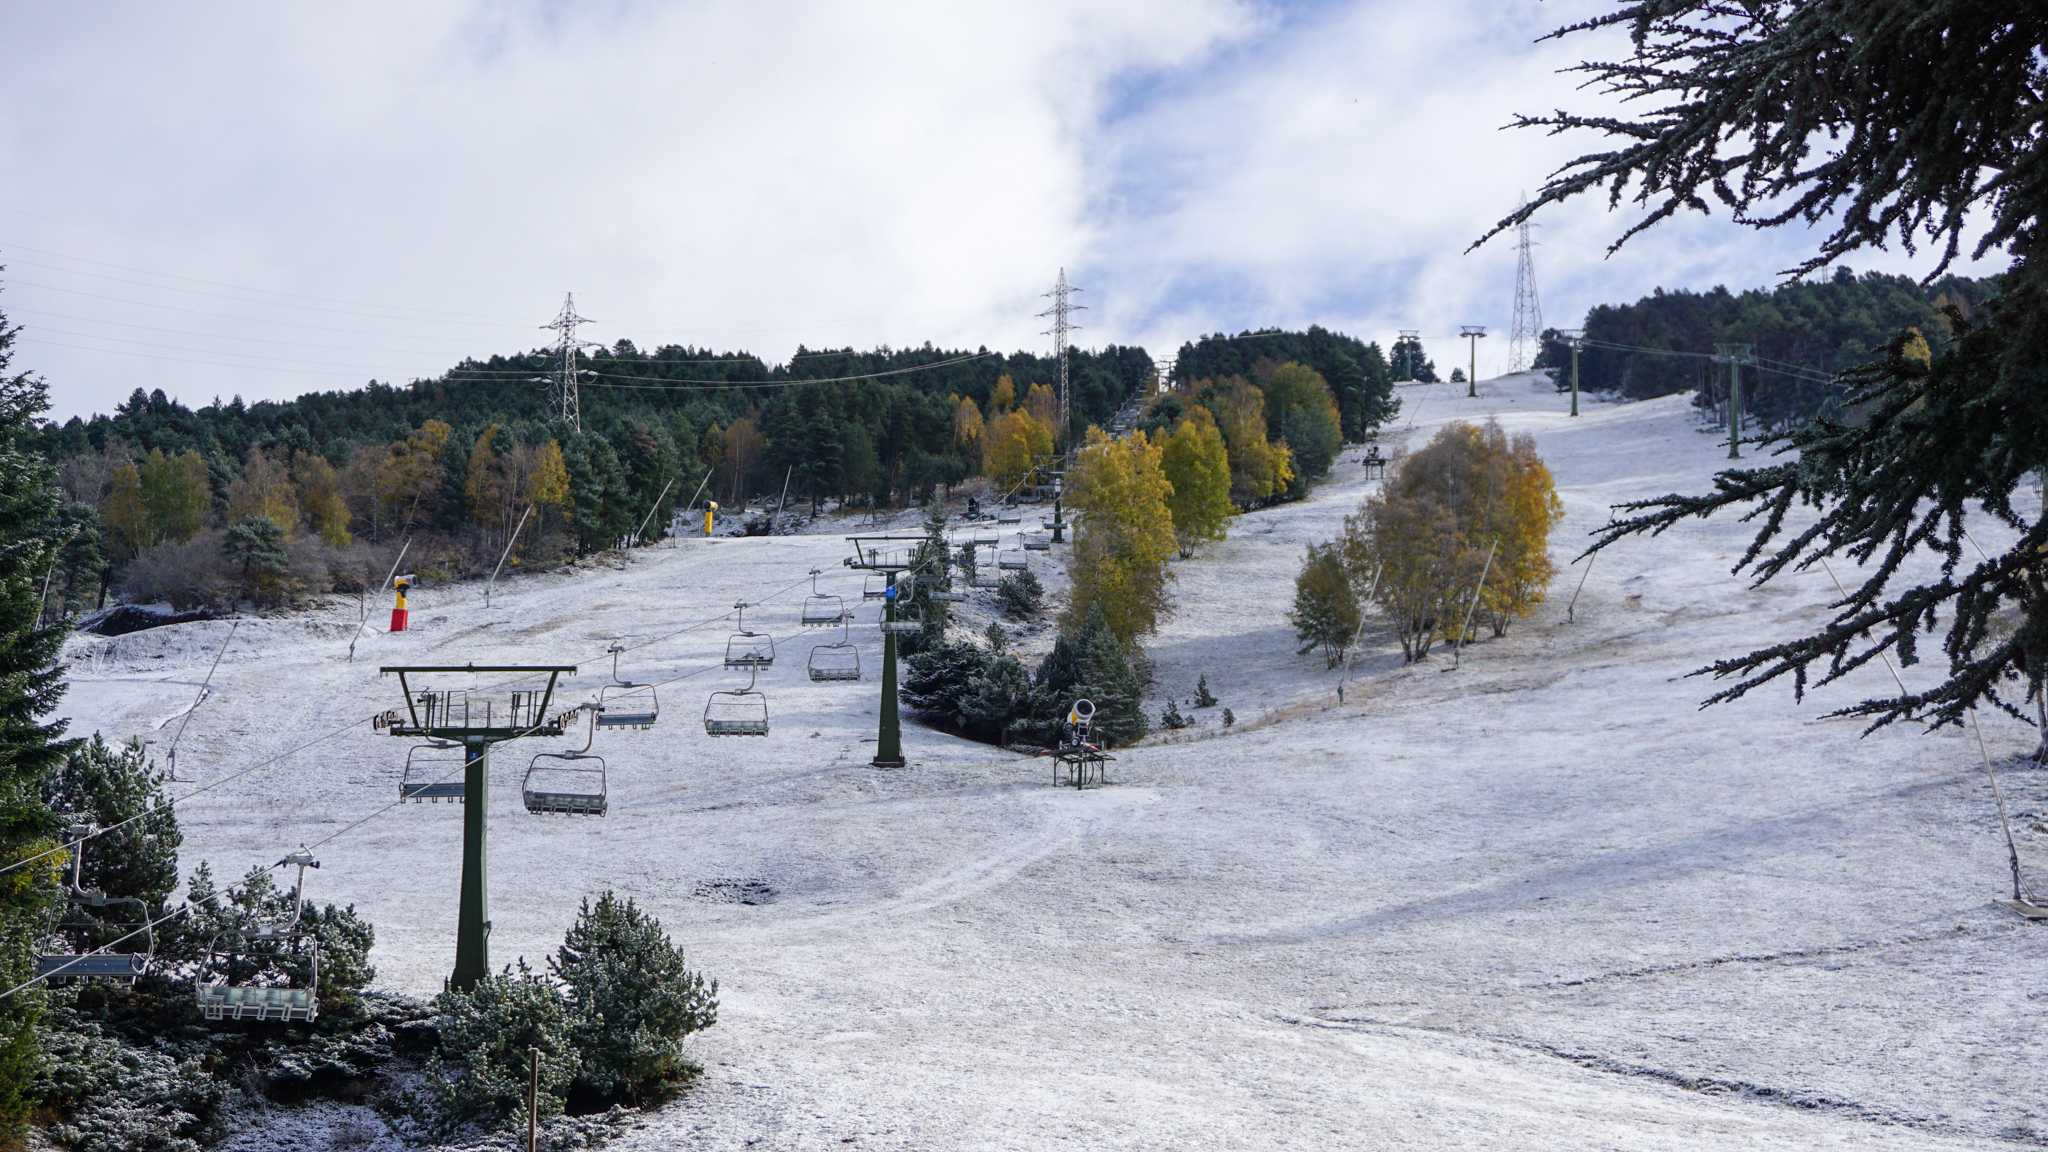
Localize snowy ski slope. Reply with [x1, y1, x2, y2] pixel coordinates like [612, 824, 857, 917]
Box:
[57, 373, 2048, 1149]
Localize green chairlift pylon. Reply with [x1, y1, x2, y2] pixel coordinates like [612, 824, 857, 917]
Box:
[376, 664, 577, 991]
[843, 536, 930, 769]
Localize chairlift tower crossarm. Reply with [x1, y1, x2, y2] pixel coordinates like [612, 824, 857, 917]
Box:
[376, 664, 578, 991]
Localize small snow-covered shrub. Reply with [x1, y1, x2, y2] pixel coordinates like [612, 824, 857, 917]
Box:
[33, 1017, 225, 1152]
[551, 892, 716, 1107]
[1160, 700, 1191, 730]
[994, 569, 1043, 617]
[1194, 675, 1218, 708]
[425, 962, 579, 1133]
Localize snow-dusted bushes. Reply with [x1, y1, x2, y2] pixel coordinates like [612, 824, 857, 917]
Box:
[421, 891, 717, 1136]
[994, 568, 1043, 618]
[32, 1015, 226, 1152]
[904, 604, 1145, 747]
[551, 892, 717, 1107]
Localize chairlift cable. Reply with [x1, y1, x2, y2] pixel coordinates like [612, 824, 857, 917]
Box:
[165, 620, 238, 780]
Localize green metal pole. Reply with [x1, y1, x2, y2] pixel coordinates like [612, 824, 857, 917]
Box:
[453, 739, 491, 990]
[1050, 491, 1065, 544]
[1570, 340, 1580, 417]
[1468, 337, 1477, 398]
[873, 573, 904, 768]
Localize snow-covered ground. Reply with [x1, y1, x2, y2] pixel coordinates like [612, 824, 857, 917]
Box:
[57, 373, 2048, 1149]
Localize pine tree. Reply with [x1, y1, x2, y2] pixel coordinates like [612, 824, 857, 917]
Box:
[551, 891, 717, 1105]
[0, 304, 79, 1140]
[1491, 0, 2045, 728]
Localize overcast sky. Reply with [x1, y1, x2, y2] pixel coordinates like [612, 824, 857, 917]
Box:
[0, 1, 2013, 423]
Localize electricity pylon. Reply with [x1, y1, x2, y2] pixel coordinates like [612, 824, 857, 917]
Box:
[1037, 270, 1085, 442]
[540, 294, 598, 431]
[1509, 201, 1542, 373]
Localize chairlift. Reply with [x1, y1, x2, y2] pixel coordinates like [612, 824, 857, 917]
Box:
[879, 620, 921, 635]
[34, 824, 154, 985]
[971, 532, 999, 547]
[997, 510, 1022, 525]
[723, 602, 776, 669]
[195, 850, 322, 1022]
[525, 708, 606, 815]
[400, 741, 468, 803]
[1023, 533, 1051, 552]
[863, 575, 890, 600]
[807, 618, 861, 682]
[997, 550, 1028, 571]
[970, 569, 1001, 588]
[596, 644, 658, 729]
[801, 568, 848, 626]
[705, 665, 770, 736]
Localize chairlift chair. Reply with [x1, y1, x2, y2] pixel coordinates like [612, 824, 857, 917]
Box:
[34, 824, 155, 985]
[524, 708, 606, 815]
[997, 510, 1022, 525]
[970, 568, 1001, 588]
[971, 532, 999, 547]
[1023, 533, 1051, 552]
[801, 569, 848, 626]
[723, 601, 776, 669]
[596, 644, 657, 729]
[807, 618, 861, 682]
[194, 850, 321, 1022]
[997, 549, 1028, 571]
[705, 666, 770, 736]
[400, 741, 468, 803]
[879, 620, 921, 635]
[863, 575, 890, 600]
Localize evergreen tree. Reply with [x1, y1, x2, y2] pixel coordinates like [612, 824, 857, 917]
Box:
[551, 891, 717, 1106]
[1356, 341, 1398, 428]
[222, 515, 289, 605]
[427, 962, 578, 1130]
[1494, 0, 2045, 728]
[1389, 335, 1438, 383]
[0, 304, 80, 1140]
[40, 737, 181, 921]
[1029, 604, 1145, 746]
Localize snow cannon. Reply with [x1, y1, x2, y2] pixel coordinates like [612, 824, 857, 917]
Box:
[706, 501, 718, 537]
[390, 573, 413, 633]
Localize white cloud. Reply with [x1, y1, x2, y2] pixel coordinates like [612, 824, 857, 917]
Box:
[0, 0, 2013, 420]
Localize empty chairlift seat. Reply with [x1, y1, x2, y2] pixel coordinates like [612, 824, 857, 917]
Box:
[723, 602, 775, 669]
[1023, 533, 1051, 551]
[194, 852, 322, 1022]
[801, 568, 847, 625]
[595, 644, 658, 729]
[400, 742, 468, 803]
[195, 983, 316, 1022]
[997, 550, 1028, 570]
[524, 709, 606, 815]
[36, 952, 148, 984]
[808, 619, 861, 682]
[706, 666, 769, 736]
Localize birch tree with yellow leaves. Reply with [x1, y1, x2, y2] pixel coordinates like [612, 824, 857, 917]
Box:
[1064, 426, 1177, 645]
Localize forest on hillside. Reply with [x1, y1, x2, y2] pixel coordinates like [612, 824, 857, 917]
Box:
[1535, 268, 2003, 429]
[25, 316, 1405, 623]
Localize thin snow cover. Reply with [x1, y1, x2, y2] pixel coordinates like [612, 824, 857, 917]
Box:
[57, 373, 2048, 1150]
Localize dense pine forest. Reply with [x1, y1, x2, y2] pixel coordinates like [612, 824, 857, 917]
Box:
[1535, 268, 2002, 429]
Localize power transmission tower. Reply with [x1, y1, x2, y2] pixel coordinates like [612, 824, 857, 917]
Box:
[1509, 201, 1542, 373]
[540, 294, 598, 431]
[1037, 269, 1085, 441]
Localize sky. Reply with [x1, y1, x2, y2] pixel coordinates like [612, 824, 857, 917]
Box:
[0, 0, 2014, 423]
